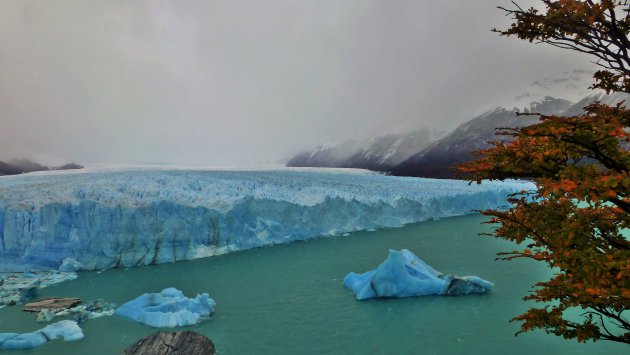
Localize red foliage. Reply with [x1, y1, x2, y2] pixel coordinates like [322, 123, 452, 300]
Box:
[460, 0, 630, 344]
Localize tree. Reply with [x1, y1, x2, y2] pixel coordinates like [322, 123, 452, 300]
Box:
[459, 0, 630, 344]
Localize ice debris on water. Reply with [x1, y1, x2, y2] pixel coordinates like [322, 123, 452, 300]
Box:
[35, 299, 117, 324]
[343, 249, 494, 300]
[0, 320, 83, 350]
[0, 272, 77, 307]
[115, 288, 215, 328]
[0, 169, 533, 271]
[36, 309, 55, 323]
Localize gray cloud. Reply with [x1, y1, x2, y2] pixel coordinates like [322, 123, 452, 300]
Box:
[0, 0, 595, 165]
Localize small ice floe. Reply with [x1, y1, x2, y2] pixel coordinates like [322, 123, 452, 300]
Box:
[115, 288, 215, 328]
[343, 249, 493, 300]
[0, 272, 78, 307]
[0, 320, 83, 350]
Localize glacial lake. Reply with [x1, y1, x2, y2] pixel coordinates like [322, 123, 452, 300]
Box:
[0, 214, 625, 354]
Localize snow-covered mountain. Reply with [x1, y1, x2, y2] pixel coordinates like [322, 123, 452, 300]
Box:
[499, 69, 595, 112]
[287, 70, 629, 178]
[286, 140, 364, 168]
[390, 97, 573, 178]
[286, 128, 439, 171]
[390, 91, 629, 178]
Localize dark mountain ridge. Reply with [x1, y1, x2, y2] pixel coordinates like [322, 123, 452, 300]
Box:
[286, 89, 629, 179]
[389, 97, 573, 178]
[0, 158, 83, 176]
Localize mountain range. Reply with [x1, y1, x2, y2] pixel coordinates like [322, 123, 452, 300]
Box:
[0, 159, 83, 176]
[286, 127, 440, 171]
[287, 71, 627, 178]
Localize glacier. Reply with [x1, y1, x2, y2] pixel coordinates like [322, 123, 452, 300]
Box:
[0, 168, 533, 272]
[115, 288, 215, 328]
[343, 249, 493, 300]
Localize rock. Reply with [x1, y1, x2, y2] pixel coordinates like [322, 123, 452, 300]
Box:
[124, 331, 216, 355]
[24, 297, 81, 313]
[36, 308, 56, 323]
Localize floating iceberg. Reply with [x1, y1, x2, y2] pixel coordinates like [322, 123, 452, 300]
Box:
[0, 168, 533, 271]
[115, 288, 215, 328]
[0, 320, 83, 350]
[344, 249, 493, 300]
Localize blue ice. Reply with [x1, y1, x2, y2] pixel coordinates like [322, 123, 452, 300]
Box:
[0, 169, 533, 271]
[344, 249, 493, 300]
[115, 288, 215, 328]
[0, 320, 83, 350]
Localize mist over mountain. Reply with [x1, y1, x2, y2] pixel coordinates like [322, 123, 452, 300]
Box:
[389, 97, 572, 178]
[0, 1, 596, 166]
[286, 127, 441, 171]
[286, 71, 629, 178]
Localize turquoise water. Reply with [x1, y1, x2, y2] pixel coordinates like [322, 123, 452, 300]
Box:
[0, 215, 625, 354]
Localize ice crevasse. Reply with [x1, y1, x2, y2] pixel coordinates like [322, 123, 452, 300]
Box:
[0, 168, 534, 271]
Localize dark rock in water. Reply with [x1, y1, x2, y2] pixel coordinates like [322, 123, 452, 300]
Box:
[24, 297, 81, 313]
[125, 331, 216, 355]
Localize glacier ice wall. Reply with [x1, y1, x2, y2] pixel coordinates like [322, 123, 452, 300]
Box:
[0, 169, 533, 271]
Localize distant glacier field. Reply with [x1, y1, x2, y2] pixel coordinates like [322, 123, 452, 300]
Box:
[0, 168, 533, 272]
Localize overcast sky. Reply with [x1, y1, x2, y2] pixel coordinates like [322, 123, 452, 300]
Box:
[0, 0, 595, 165]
